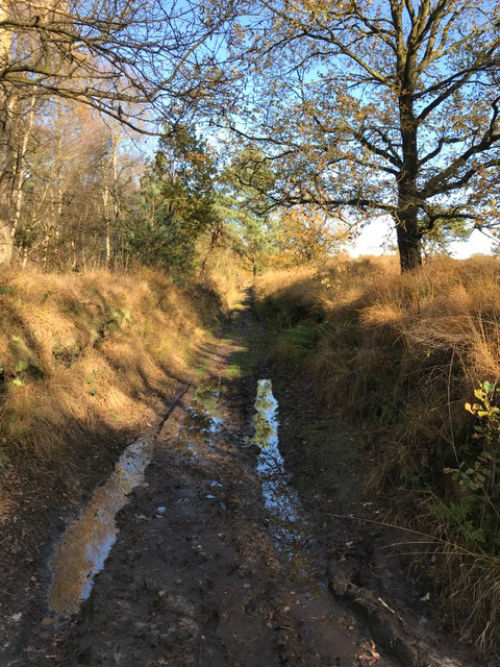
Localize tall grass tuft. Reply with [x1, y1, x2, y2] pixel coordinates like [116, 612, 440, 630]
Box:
[255, 254, 500, 658]
[0, 267, 221, 525]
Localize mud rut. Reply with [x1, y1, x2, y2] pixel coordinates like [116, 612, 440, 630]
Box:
[13, 299, 478, 667]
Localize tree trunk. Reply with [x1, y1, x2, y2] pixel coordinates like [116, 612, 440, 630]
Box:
[0, 222, 13, 265]
[397, 91, 422, 272]
[0, 93, 15, 266]
[11, 96, 36, 240]
[109, 127, 122, 271]
[0, 3, 14, 266]
[101, 182, 111, 269]
[394, 208, 422, 271]
[395, 178, 422, 272]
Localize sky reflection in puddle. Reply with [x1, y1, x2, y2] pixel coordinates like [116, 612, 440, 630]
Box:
[49, 435, 153, 616]
[172, 379, 223, 457]
[49, 379, 223, 617]
[254, 379, 319, 583]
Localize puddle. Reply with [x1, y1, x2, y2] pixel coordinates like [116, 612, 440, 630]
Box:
[191, 381, 223, 433]
[172, 378, 223, 458]
[49, 435, 153, 616]
[253, 379, 319, 582]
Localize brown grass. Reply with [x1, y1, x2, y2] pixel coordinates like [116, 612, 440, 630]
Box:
[0, 267, 221, 525]
[198, 238, 251, 312]
[255, 254, 500, 658]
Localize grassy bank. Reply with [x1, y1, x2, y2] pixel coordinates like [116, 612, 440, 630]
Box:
[254, 255, 500, 657]
[0, 267, 226, 527]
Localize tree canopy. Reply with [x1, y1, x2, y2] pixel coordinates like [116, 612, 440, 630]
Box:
[1, 0, 499, 270]
[218, 0, 500, 269]
[133, 126, 218, 277]
[0, 0, 234, 263]
[0, 0, 233, 128]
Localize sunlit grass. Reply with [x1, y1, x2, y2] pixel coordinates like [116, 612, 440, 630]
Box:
[254, 253, 500, 657]
[0, 266, 220, 524]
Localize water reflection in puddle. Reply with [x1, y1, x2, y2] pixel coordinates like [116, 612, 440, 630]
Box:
[49, 380, 224, 616]
[253, 379, 320, 584]
[49, 435, 153, 616]
[172, 379, 223, 458]
[192, 381, 223, 432]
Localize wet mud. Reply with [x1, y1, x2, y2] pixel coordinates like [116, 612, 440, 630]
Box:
[1, 295, 484, 667]
[49, 435, 154, 616]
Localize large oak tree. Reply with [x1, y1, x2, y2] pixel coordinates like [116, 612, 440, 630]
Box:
[222, 0, 500, 270]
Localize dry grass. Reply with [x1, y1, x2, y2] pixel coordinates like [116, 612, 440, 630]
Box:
[0, 267, 220, 525]
[255, 254, 500, 658]
[198, 239, 251, 313]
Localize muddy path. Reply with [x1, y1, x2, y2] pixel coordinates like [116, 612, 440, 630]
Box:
[4, 294, 482, 667]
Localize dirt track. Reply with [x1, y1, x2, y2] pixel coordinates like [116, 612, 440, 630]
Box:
[3, 297, 482, 667]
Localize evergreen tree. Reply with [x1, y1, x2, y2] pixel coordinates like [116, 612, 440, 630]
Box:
[132, 127, 218, 278]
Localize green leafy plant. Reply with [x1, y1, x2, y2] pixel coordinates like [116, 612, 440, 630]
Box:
[42, 290, 54, 303]
[443, 381, 500, 552]
[464, 381, 500, 426]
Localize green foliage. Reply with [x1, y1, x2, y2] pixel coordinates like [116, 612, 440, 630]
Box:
[280, 320, 326, 351]
[130, 126, 218, 278]
[219, 147, 278, 271]
[421, 212, 470, 258]
[42, 290, 54, 303]
[440, 382, 500, 553]
[431, 499, 488, 547]
[264, 316, 329, 371]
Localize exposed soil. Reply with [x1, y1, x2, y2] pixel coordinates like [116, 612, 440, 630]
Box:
[0, 380, 186, 667]
[267, 364, 482, 667]
[0, 294, 484, 667]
